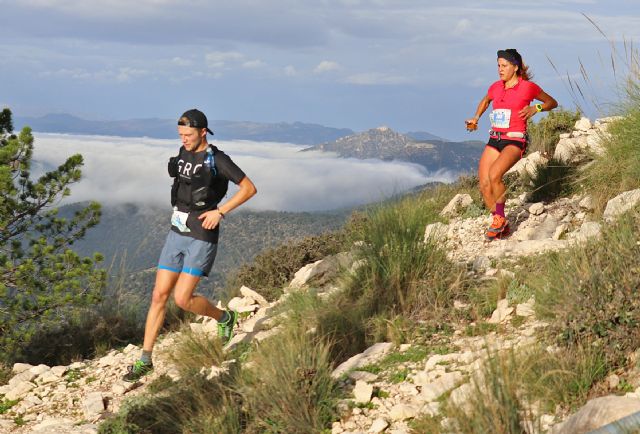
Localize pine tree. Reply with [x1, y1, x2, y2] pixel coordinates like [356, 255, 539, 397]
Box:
[0, 108, 106, 362]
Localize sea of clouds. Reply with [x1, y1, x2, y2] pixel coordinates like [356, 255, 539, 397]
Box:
[32, 133, 458, 212]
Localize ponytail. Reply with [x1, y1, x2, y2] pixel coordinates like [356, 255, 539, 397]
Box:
[519, 62, 533, 81]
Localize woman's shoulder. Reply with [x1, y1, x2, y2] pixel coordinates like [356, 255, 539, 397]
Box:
[488, 80, 503, 90]
[520, 79, 541, 90]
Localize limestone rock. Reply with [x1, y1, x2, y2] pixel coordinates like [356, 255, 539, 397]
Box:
[227, 296, 252, 311]
[332, 343, 394, 378]
[507, 151, 548, 178]
[550, 396, 640, 434]
[288, 252, 353, 289]
[83, 392, 106, 418]
[553, 137, 577, 163]
[603, 189, 640, 222]
[449, 382, 474, 409]
[516, 299, 535, 317]
[570, 221, 601, 243]
[239, 285, 269, 306]
[353, 380, 373, 404]
[488, 299, 513, 324]
[369, 418, 389, 433]
[389, 404, 418, 421]
[5, 380, 35, 400]
[421, 371, 464, 402]
[349, 371, 379, 382]
[578, 195, 594, 210]
[472, 256, 491, 272]
[440, 193, 473, 218]
[424, 222, 448, 242]
[12, 362, 33, 374]
[528, 202, 545, 216]
[574, 117, 592, 132]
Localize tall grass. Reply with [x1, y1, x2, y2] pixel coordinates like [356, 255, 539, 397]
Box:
[412, 343, 606, 434]
[551, 18, 640, 211]
[344, 187, 466, 320]
[527, 210, 640, 368]
[579, 110, 640, 211]
[525, 157, 577, 203]
[241, 327, 338, 433]
[98, 370, 243, 434]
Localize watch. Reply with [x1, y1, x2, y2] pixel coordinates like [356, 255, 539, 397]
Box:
[535, 103, 543, 112]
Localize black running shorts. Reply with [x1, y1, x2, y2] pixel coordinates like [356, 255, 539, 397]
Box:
[486, 138, 527, 153]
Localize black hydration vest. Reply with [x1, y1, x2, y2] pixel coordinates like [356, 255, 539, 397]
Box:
[168, 145, 229, 212]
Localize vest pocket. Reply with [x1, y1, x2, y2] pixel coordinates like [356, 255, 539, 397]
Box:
[191, 186, 209, 209]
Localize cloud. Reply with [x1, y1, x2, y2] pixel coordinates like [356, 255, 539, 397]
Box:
[205, 51, 245, 69]
[242, 59, 265, 69]
[344, 72, 413, 85]
[31, 133, 455, 212]
[283, 65, 297, 77]
[314, 60, 341, 74]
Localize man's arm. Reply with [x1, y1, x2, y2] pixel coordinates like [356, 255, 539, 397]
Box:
[198, 176, 257, 230]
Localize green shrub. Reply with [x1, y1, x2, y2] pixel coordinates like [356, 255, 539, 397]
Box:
[0, 364, 10, 386]
[525, 157, 577, 203]
[527, 108, 581, 156]
[226, 230, 347, 301]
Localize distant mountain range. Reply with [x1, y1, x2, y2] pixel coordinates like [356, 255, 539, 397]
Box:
[14, 113, 450, 146]
[14, 113, 354, 145]
[305, 126, 483, 172]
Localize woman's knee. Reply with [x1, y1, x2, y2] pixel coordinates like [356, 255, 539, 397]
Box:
[479, 177, 491, 194]
[488, 167, 504, 185]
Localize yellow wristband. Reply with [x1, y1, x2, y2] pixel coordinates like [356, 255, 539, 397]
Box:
[535, 103, 543, 112]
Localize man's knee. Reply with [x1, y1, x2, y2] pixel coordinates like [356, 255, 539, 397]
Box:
[151, 287, 171, 306]
[174, 293, 192, 311]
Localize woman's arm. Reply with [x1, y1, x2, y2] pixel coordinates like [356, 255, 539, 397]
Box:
[466, 94, 491, 130]
[519, 90, 558, 121]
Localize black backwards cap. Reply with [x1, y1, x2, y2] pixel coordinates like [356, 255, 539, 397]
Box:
[178, 109, 214, 135]
[497, 49, 522, 67]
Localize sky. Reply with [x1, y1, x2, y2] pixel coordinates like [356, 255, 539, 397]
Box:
[1, 1, 639, 141]
[32, 133, 454, 212]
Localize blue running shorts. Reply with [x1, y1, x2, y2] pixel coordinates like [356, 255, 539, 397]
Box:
[157, 230, 218, 277]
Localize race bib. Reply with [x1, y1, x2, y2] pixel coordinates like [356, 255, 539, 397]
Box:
[171, 208, 191, 233]
[489, 109, 511, 129]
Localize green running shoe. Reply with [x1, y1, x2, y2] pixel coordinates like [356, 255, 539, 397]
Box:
[217, 310, 238, 345]
[123, 360, 153, 382]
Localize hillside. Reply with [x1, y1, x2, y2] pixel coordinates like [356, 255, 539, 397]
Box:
[305, 126, 483, 172]
[0, 113, 640, 434]
[62, 203, 350, 291]
[4, 114, 640, 433]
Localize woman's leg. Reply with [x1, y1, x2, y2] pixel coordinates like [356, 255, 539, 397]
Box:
[478, 146, 501, 212]
[487, 145, 522, 207]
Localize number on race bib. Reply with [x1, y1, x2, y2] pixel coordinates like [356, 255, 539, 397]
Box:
[489, 109, 511, 129]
